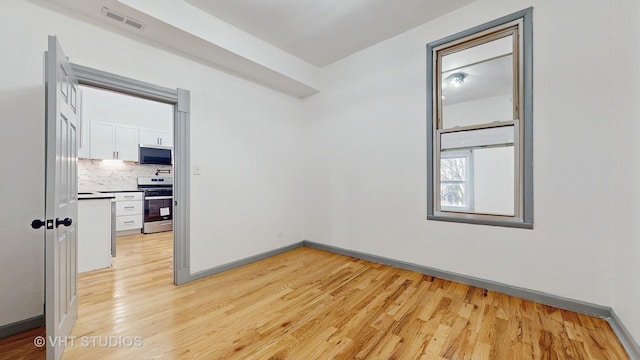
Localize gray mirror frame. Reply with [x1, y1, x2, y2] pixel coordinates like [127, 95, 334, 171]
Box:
[426, 7, 533, 229]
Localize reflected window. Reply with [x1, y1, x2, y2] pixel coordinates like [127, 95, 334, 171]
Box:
[440, 151, 472, 210]
[427, 8, 533, 228]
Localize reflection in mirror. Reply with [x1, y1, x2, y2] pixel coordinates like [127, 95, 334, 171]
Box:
[439, 125, 515, 216]
[441, 35, 514, 129]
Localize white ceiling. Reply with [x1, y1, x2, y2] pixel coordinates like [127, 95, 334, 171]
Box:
[44, 0, 476, 97]
[186, 0, 475, 67]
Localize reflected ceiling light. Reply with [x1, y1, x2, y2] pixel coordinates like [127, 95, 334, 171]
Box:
[446, 72, 467, 87]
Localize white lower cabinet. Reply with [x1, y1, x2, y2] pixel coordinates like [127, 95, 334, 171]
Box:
[114, 192, 143, 235]
[78, 198, 112, 273]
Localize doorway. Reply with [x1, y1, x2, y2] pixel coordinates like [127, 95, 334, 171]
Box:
[71, 63, 191, 285]
[77, 84, 174, 270]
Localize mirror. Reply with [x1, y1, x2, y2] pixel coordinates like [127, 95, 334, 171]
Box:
[440, 35, 514, 129]
[439, 125, 515, 216]
[426, 8, 533, 227]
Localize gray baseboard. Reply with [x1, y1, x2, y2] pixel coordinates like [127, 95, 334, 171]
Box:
[189, 242, 304, 282]
[0, 315, 44, 339]
[185, 239, 639, 359]
[303, 240, 640, 359]
[608, 309, 640, 360]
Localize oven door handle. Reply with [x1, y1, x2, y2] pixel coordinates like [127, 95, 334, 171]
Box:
[144, 196, 173, 200]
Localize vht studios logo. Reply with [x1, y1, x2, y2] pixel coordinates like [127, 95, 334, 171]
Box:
[34, 335, 143, 348]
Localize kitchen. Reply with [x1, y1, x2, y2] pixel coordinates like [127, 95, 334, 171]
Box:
[77, 85, 174, 273]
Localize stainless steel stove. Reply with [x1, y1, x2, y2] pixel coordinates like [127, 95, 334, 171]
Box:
[137, 177, 173, 234]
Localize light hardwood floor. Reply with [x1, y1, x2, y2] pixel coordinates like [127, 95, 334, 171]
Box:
[0, 232, 630, 359]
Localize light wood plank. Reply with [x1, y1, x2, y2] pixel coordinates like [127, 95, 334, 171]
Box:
[0, 231, 630, 359]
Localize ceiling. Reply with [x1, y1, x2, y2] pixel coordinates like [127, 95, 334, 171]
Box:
[44, 0, 476, 97]
[442, 55, 513, 105]
[185, 0, 475, 67]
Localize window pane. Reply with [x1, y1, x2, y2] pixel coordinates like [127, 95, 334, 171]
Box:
[441, 183, 466, 208]
[441, 35, 514, 129]
[440, 157, 466, 181]
[439, 127, 516, 216]
[473, 146, 514, 216]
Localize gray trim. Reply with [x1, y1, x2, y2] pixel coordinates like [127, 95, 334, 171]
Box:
[302, 240, 610, 318]
[189, 242, 304, 282]
[426, 41, 435, 218]
[70, 63, 177, 103]
[521, 8, 534, 226]
[426, 7, 534, 229]
[111, 200, 116, 258]
[174, 88, 191, 285]
[0, 315, 44, 339]
[72, 64, 190, 286]
[608, 309, 640, 360]
[427, 215, 533, 229]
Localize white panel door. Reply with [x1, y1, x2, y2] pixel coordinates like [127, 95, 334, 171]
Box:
[45, 35, 79, 360]
[115, 125, 139, 161]
[89, 121, 115, 160]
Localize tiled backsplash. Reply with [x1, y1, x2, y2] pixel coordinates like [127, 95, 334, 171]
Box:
[79, 159, 172, 192]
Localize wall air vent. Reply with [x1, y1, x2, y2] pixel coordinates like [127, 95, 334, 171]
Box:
[101, 7, 145, 30]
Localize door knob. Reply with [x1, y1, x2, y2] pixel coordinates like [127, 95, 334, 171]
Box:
[56, 218, 73, 228]
[31, 219, 46, 229]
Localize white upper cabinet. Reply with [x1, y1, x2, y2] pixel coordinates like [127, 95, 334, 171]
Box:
[90, 122, 116, 160]
[116, 125, 139, 161]
[81, 85, 173, 162]
[78, 120, 90, 159]
[139, 128, 173, 147]
[90, 122, 139, 161]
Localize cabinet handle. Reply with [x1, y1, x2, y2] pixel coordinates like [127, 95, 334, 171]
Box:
[116, 151, 119, 159]
[124, 221, 135, 224]
[124, 196, 134, 199]
[124, 206, 135, 209]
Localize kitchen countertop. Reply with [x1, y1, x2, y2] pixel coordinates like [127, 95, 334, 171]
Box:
[78, 192, 116, 200]
[97, 190, 143, 193]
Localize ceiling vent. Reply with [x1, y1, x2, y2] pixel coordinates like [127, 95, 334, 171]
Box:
[101, 7, 145, 30]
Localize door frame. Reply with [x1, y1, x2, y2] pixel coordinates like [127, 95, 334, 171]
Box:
[71, 63, 191, 285]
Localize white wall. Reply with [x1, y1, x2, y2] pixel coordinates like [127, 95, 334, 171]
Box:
[0, 0, 304, 327]
[443, 94, 512, 127]
[303, 0, 621, 319]
[81, 86, 173, 131]
[611, 0, 640, 343]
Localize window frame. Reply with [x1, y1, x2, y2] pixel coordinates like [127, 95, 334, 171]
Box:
[426, 8, 533, 229]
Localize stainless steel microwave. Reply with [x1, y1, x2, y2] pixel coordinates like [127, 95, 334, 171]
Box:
[139, 145, 172, 165]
